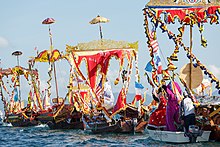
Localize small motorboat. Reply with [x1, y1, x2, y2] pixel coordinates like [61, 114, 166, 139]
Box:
[147, 125, 211, 143]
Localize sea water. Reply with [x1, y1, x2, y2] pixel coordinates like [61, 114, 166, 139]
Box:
[0, 124, 219, 147]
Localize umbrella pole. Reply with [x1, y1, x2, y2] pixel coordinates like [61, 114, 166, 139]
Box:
[189, 24, 193, 90]
[99, 23, 103, 40]
[53, 63, 59, 99]
[16, 56, 22, 106]
[49, 25, 53, 51]
[48, 24, 59, 99]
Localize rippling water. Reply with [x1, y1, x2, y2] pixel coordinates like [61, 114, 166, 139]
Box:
[0, 124, 219, 147]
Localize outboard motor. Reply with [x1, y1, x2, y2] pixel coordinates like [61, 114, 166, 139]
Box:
[186, 125, 203, 143]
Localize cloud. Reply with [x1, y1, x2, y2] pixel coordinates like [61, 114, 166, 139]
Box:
[0, 37, 9, 48]
[208, 65, 220, 78]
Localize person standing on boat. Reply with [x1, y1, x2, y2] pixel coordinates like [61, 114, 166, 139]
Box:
[180, 92, 196, 133]
[147, 87, 167, 130]
[164, 81, 181, 131]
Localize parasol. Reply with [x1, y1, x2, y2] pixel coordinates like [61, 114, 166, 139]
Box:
[12, 50, 23, 103]
[42, 18, 55, 24]
[42, 17, 59, 100]
[12, 51, 22, 67]
[42, 17, 55, 50]
[89, 15, 110, 40]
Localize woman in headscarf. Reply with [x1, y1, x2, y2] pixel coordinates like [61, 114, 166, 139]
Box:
[147, 87, 167, 130]
[164, 81, 182, 131]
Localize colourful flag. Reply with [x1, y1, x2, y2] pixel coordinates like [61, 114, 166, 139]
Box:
[145, 61, 153, 72]
[149, 31, 159, 53]
[135, 82, 144, 101]
[103, 79, 114, 110]
[14, 87, 18, 102]
[111, 88, 126, 117]
[96, 78, 103, 98]
[149, 31, 163, 74]
[154, 52, 162, 74]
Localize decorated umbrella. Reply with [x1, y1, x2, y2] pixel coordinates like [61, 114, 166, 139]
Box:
[89, 15, 110, 40]
[143, 0, 220, 92]
[12, 51, 22, 67]
[41, 17, 60, 100]
[42, 18, 55, 51]
[12, 51, 23, 103]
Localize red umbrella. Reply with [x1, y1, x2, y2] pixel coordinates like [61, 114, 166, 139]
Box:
[42, 18, 56, 49]
[42, 18, 55, 24]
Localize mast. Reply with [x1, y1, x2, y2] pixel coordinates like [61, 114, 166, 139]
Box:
[49, 24, 59, 99]
[189, 24, 193, 90]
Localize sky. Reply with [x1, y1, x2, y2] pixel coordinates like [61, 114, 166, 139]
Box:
[1, 0, 220, 109]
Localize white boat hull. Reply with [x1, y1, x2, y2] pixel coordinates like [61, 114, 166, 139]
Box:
[147, 129, 211, 143]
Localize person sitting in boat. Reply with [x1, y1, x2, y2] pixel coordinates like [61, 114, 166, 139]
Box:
[179, 92, 196, 133]
[147, 87, 167, 130]
[163, 81, 181, 131]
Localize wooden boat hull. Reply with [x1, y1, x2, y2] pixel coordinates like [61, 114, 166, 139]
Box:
[202, 125, 220, 141]
[135, 121, 148, 133]
[87, 121, 122, 133]
[37, 111, 54, 124]
[87, 120, 137, 134]
[46, 111, 84, 130]
[47, 120, 84, 130]
[7, 114, 40, 127]
[147, 129, 211, 143]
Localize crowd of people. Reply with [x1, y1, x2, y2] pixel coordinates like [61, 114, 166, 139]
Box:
[147, 81, 196, 133]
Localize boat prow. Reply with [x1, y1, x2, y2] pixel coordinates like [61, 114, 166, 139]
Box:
[147, 129, 211, 143]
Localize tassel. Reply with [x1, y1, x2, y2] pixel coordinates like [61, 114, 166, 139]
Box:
[201, 35, 207, 48]
[168, 62, 177, 71]
[114, 78, 119, 85]
[170, 52, 178, 61]
[162, 69, 170, 80]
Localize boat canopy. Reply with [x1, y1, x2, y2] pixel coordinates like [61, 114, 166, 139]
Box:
[146, 0, 220, 24]
[65, 39, 138, 91]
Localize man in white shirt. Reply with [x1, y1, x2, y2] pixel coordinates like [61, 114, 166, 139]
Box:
[180, 92, 196, 133]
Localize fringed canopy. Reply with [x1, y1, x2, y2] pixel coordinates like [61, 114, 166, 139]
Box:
[146, 0, 220, 24]
[66, 40, 138, 91]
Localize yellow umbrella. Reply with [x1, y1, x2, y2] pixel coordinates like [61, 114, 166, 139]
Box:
[89, 15, 110, 39]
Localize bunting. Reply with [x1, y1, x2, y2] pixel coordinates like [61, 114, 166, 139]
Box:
[149, 31, 163, 74]
[144, 7, 220, 94]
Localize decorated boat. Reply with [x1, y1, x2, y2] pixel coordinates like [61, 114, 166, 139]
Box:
[0, 65, 41, 127]
[27, 18, 85, 130]
[65, 39, 148, 133]
[143, 0, 220, 143]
